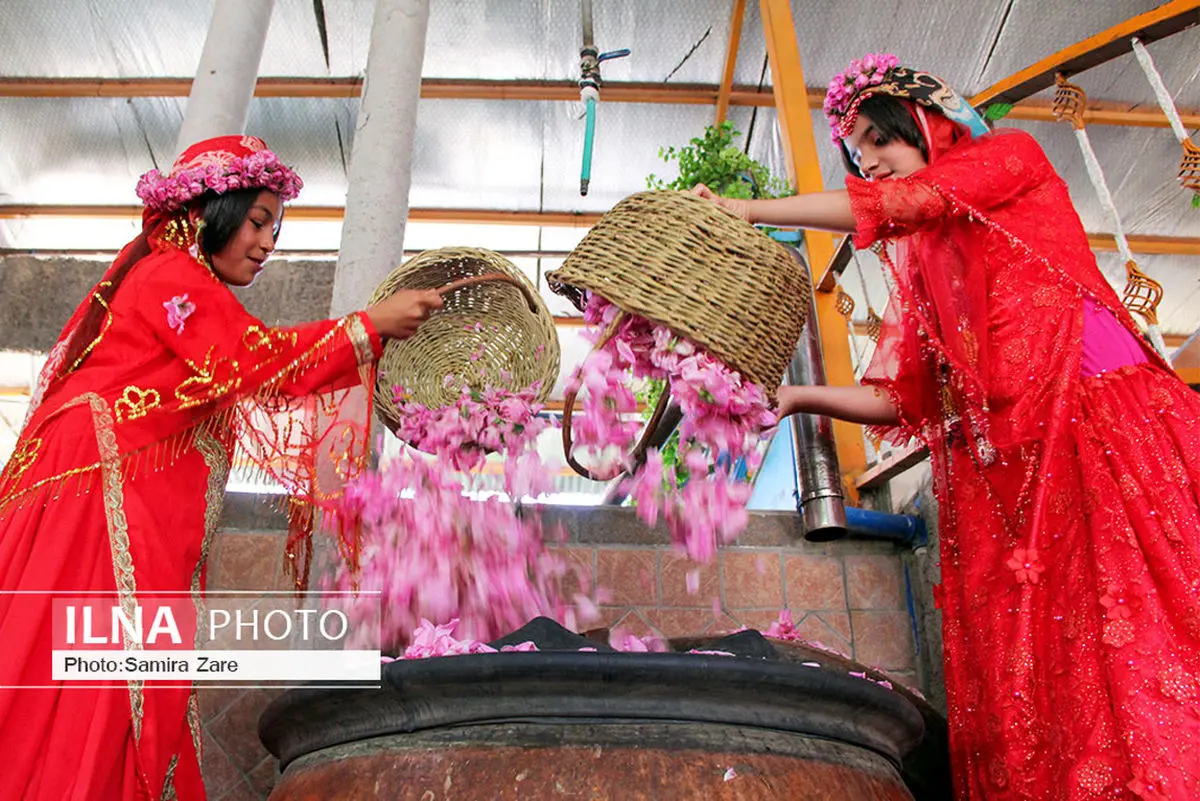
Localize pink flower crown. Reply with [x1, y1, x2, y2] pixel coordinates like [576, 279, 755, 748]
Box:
[823, 52, 901, 142]
[135, 135, 303, 212]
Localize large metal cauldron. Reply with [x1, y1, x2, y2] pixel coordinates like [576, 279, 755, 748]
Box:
[260, 620, 949, 800]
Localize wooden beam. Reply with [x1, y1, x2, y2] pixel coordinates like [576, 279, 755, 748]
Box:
[2, 76, 1194, 130]
[1007, 98, 1200, 130]
[820, 231, 1200, 292]
[760, 0, 865, 500]
[0, 204, 603, 227]
[1087, 233, 1200, 256]
[971, 0, 1200, 108]
[0, 76, 780, 106]
[715, 0, 748, 126]
[855, 442, 930, 491]
[6, 205, 1200, 259]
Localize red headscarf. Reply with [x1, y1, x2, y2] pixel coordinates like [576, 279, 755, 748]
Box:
[855, 99, 995, 457]
[29, 136, 303, 417]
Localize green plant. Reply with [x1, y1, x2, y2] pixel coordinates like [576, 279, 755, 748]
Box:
[983, 103, 1014, 121]
[647, 121, 794, 199]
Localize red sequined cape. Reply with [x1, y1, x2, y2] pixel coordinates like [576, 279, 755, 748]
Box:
[850, 125, 1200, 800]
[0, 241, 380, 800]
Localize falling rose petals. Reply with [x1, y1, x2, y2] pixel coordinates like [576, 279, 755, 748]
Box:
[575, 294, 776, 564]
[331, 382, 600, 655]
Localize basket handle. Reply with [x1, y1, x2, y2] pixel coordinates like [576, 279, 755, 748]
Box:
[437, 272, 539, 313]
[561, 311, 674, 482]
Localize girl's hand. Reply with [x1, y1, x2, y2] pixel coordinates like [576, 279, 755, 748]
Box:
[774, 385, 802, 419]
[366, 289, 444, 340]
[690, 183, 753, 223]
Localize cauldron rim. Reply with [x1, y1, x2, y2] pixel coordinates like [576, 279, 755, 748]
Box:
[259, 649, 925, 773]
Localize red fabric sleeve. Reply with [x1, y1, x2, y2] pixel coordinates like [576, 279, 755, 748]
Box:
[130, 257, 380, 408]
[846, 129, 1053, 249]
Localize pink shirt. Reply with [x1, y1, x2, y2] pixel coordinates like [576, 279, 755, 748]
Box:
[1080, 297, 1149, 378]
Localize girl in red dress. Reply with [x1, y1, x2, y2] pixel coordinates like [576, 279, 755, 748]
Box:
[698, 56, 1200, 800]
[0, 135, 442, 800]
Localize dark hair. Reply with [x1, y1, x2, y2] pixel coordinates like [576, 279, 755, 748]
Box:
[196, 187, 282, 258]
[838, 94, 928, 178]
[54, 188, 281, 384]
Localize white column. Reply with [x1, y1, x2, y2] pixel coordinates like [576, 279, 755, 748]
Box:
[175, 0, 276, 155]
[330, 0, 431, 317]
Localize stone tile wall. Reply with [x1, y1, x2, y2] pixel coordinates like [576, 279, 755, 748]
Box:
[198, 498, 920, 800]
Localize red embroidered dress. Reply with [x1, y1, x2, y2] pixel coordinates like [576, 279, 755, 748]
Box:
[0, 144, 379, 799]
[852, 116, 1200, 799]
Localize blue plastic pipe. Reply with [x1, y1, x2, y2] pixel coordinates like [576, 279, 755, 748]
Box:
[581, 96, 596, 196]
[844, 506, 927, 547]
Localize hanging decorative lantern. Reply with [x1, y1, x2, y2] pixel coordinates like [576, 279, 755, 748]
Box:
[1121, 259, 1164, 328]
[1179, 138, 1200, 194]
[865, 307, 884, 342]
[1130, 38, 1199, 200]
[1052, 73, 1087, 130]
[834, 285, 856, 318]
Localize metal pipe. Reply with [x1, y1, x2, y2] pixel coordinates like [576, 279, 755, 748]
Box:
[581, 0, 594, 49]
[578, 0, 599, 197]
[783, 246, 848, 541]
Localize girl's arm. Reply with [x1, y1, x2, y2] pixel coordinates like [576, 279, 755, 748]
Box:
[776, 383, 900, 426]
[691, 185, 856, 233]
[695, 129, 1053, 248]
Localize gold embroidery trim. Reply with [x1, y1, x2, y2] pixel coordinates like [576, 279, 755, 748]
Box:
[186, 691, 203, 768]
[243, 324, 298, 354]
[176, 348, 242, 410]
[189, 428, 229, 765]
[191, 429, 229, 602]
[248, 316, 348, 394]
[160, 753, 179, 801]
[0, 461, 101, 515]
[66, 281, 114, 374]
[346, 313, 376, 367]
[2, 436, 42, 486]
[81, 393, 144, 741]
[346, 313, 377, 395]
[189, 428, 229, 766]
[114, 386, 162, 423]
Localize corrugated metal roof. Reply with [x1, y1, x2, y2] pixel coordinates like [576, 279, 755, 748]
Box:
[0, 0, 1196, 343]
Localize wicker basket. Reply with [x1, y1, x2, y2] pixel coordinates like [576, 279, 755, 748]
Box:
[369, 247, 561, 436]
[546, 190, 811, 479]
